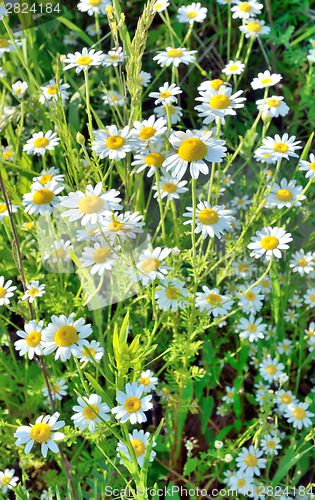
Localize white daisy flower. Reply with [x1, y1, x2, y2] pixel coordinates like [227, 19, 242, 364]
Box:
[86, 23, 98, 36]
[229, 470, 254, 493]
[22, 281, 46, 303]
[63, 47, 104, 73]
[59, 182, 122, 226]
[102, 47, 126, 67]
[216, 404, 229, 416]
[231, 194, 251, 210]
[276, 339, 292, 355]
[307, 49, 315, 63]
[236, 445, 267, 476]
[63, 31, 78, 45]
[299, 153, 315, 179]
[152, 171, 188, 200]
[238, 285, 264, 314]
[237, 314, 267, 342]
[176, 3, 207, 24]
[259, 357, 285, 383]
[284, 308, 298, 323]
[154, 103, 183, 124]
[222, 386, 235, 403]
[239, 18, 270, 38]
[258, 134, 302, 162]
[98, 211, 145, 242]
[132, 142, 168, 178]
[32, 167, 65, 186]
[195, 84, 246, 125]
[14, 412, 65, 458]
[42, 379, 68, 401]
[139, 70, 152, 87]
[23, 130, 60, 156]
[247, 226, 293, 260]
[39, 79, 70, 104]
[22, 181, 64, 216]
[0, 469, 19, 494]
[78, 340, 104, 363]
[1, 146, 13, 160]
[184, 202, 234, 239]
[195, 286, 234, 317]
[0, 66, 7, 78]
[155, 277, 189, 312]
[129, 247, 171, 286]
[41, 313, 92, 362]
[14, 320, 44, 360]
[290, 249, 313, 276]
[149, 82, 182, 105]
[220, 173, 235, 186]
[102, 90, 126, 107]
[251, 70, 282, 89]
[232, 258, 253, 279]
[111, 382, 153, 424]
[254, 149, 278, 164]
[138, 370, 158, 393]
[260, 434, 282, 455]
[304, 287, 315, 308]
[288, 293, 302, 308]
[231, 0, 263, 19]
[0, 38, 21, 57]
[91, 125, 133, 160]
[131, 115, 167, 144]
[72, 394, 110, 432]
[153, 47, 197, 67]
[198, 78, 230, 92]
[275, 390, 298, 413]
[12, 80, 28, 98]
[44, 239, 73, 264]
[21, 221, 35, 232]
[41, 489, 54, 499]
[157, 386, 172, 400]
[0, 200, 19, 220]
[284, 402, 314, 430]
[117, 429, 156, 467]
[256, 95, 289, 118]
[77, 0, 111, 15]
[152, 0, 169, 12]
[0, 276, 17, 305]
[305, 321, 315, 338]
[76, 222, 100, 242]
[80, 240, 118, 276]
[163, 130, 227, 179]
[222, 60, 245, 75]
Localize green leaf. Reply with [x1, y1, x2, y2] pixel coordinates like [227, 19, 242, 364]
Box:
[200, 396, 214, 434]
[84, 372, 113, 409]
[57, 16, 95, 46]
[183, 457, 199, 476]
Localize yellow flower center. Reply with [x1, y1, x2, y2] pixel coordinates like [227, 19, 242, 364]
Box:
[88, 228, 98, 236]
[140, 258, 160, 273]
[83, 404, 99, 419]
[16, 88, 22, 95]
[268, 98, 280, 107]
[108, 218, 124, 232]
[239, 263, 249, 272]
[124, 396, 141, 413]
[309, 162, 315, 171]
[154, 2, 162, 8]
[0, 203, 6, 213]
[77, 56, 93, 65]
[210, 79, 224, 90]
[167, 49, 183, 58]
[267, 440, 275, 449]
[165, 286, 180, 300]
[108, 55, 119, 61]
[0, 287, 6, 298]
[293, 408, 306, 420]
[227, 392, 234, 398]
[131, 439, 146, 456]
[187, 10, 197, 18]
[209, 94, 231, 109]
[240, 2, 252, 12]
[106, 135, 125, 150]
[89, 0, 101, 5]
[206, 293, 221, 306]
[160, 91, 172, 98]
[1, 476, 11, 486]
[261, 280, 269, 288]
[298, 258, 307, 267]
[0, 39, 10, 48]
[139, 127, 156, 140]
[28, 288, 39, 296]
[111, 96, 119, 101]
[47, 85, 57, 95]
[54, 325, 78, 346]
[266, 364, 277, 375]
[3, 151, 11, 159]
[162, 182, 177, 194]
[82, 346, 96, 357]
[248, 324, 257, 333]
[78, 195, 104, 214]
[52, 248, 66, 259]
[276, 189, 292, 201]
[273, 142, 288, 153]
[248, 21, 262, 32]
[26, 331, 41, 347]
[145, 152, 165, 168]
[39, 174, 53, 185]
[33, 189, 55, 206]
[139, 377, 150, 386]
[34, 137, 49, 148]
[198, 208, 219, 225]
[245, 454, 258, 467]
[163, 105, 176, 114]
[229, 65, 238, 71]
[93, 247, 111, 263]
[310, 294, 315, 302]
[178, 137, 208, 161]
[54, 384, 61, 392]
[245, 291, 256, 301]
[162, 387, 170, 396]
[261, 235, 279, 250]
[237, 479, 246, 488]
[30, 423, 51, 443]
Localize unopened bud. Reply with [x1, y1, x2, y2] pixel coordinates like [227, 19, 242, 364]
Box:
[225, 453, 233, 463]
[76, 132, 85, 146]
[172, 247, 180, 257]
[262, 109, 271, 122]
[60, 54, 67, 63]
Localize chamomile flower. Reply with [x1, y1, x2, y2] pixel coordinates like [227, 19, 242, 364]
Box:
[63, 31, 78, 45]
[304, 287, 315, 307]
[276, 339, 292, 355]
[152, 171, 188, 200]
[239, 18, 270, 38]
[152, 0, 169, 12]
[220, 173, 235, 186]
[131, 115, 167, 144]
[111, 382, 153, 424]
[0, 38, 21, 57]
[288, 294, 302, 308]
[229, 471, 254, 493]
[307, 49, 315, 63]
[299, 153, 315, 179]
[222, 386, 235, 403]
[267, 178, 305, 209]
[41, 490, 54, 499]
[80, 240, 118, 275]
[247, 226, 292, 260]
[254, 150, 277, 164]
[0, 201, 18, 220]
[75, 223, 99, 242]
[237, 315, 267, 342]
[259, 357, 285, 383]
[290, 250, 313, 276]
[1, 146, 13, 160]
[102, 46, 126, 67]
[236, 445, 267, 476]
[0, 276, 17, 306]
[117, 429, 156, 467]
[275, 390, 298, 413]
[260, 434, 282, 455]
[0, 469, 19, 494]
[138, 370, 158, 393]
[176, 3, 207, 24]
[63, 47, 104, 73]
[154, 103, 183, 124]
[231, 195, 251, 210]
[153, 47, 197, 67]
[184, 202, 234, 239]
[22, 221, 35, 232]
[129, 247, 171, 286]
[42, 379, 68, 401]
[91, 125, 133, 160]
[284, 402, 314, 430]
[41, 313, 92, 361]
[39, 79, 70, 104]
[149, 82, 182, 105]
[59, 182, 122, 226]
[155, 277, 189, 312]
[305, 322, 315, 337]
[139, 70, 152, 87]
[256, 95, 289, 118]
[98, 211, 145, 242]
[251, 70, 282, 89]
[163, 130, 227, 179]
[22, 181, 64, 216]
[72, 394, 110, 432]
[284, 308, 298, 323]
[78, 340, 104, 363]
[232, 258, 253, 279]
[231, 0, 263, 19]
[14, 320, 44, 359]
[195, 85, 246, 125]
[198, 78, 230, 92]
[44, 239, 73, 264]
[77, 0, 111, 16]
[102, 90, 126, 107]
[132, 142, 168, 178]
[14, 412, 65, 458]
[195, 286, 234, 317]
[259, 134, 302, 162]
[222, 60, 245, 75]
[32, 167, 65, 186]
[260, 276, 271, 294]
[86, 23, 98, 36]
[12, 80, 28, 98]
[22, 281, 46, 303]
[23, 131, 60, 156]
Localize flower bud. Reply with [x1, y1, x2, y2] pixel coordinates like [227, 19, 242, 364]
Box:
[76, 132, 85, 146]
